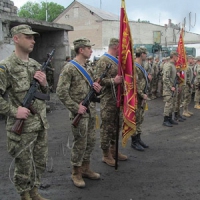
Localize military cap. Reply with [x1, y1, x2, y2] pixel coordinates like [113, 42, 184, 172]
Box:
[11, 24, 39, 37]
[73, 38, 94, 48]
[187, 55, 194, 59]
[135, 46, 147, 54]
[195, 56, 200, 61]
[162, 57, 167, 61]
[166, 56, 170, 60]
[148, 55, 153, 59]
[170, 51, 178, 56]
[109, 38, 119, 46]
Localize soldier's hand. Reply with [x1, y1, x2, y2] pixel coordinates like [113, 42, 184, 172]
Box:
[171, 87, 176, 91]
[148, 74, 152, 81]
[114, 75, 122, 84]
[34, 71, 48, 87]
[93, 82, 102, 93]
[16, 106, 30, 119]
[78, 102, 87, 114]
[143, 94, 148, 100]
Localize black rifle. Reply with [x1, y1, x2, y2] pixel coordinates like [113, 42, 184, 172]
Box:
[72, 64, 111, 127]
[11, 49, 55, 135]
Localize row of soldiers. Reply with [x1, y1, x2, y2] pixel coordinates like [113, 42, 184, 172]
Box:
[141, 51, 200, 127]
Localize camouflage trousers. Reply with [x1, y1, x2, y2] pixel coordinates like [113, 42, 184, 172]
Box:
[175, 86, 183, 113]
[163, 94, 177, 116]
[194, 84, 200, 103]
[182, 85, 191, 106]
[135, 100, 145, 135]
[7, 129, 48, 194]
[71, 116, 96, 166]
[100, 103, 119, 150]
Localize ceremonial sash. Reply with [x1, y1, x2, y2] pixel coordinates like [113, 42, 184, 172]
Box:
[135, 62, 148, 92]
[70, 60, 93, 87]
[104, 53, 119, 65]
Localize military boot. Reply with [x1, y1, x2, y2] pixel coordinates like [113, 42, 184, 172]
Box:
[81, 161, 100, 179]
[137, 133, 149, 148]
[169, 114, 178, 125]
[194, 103, 200, 109]
[174, 112, 184, 122]
[183, 106, 191, 117]
[20, 191, 32, 200]
[187, 106, 193, 115]
[29, 187, 49, 200]
[110, 145, 128, 161]
[102, 149, 115, 166]
[71, 166, 85, 188]
[163, 116, 173, 127]
[131, 135, 144, 151]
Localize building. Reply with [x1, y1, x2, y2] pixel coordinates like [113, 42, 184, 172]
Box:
[54, 0, 200, 59]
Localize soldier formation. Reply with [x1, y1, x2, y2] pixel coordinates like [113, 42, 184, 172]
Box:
[0, 24, 199, 199]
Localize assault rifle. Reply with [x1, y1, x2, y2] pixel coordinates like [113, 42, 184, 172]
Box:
[11, 49, 55, 135]
[72, 64, 111, 127]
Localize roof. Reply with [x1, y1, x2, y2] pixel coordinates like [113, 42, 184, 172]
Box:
[79, 1, 119, 21]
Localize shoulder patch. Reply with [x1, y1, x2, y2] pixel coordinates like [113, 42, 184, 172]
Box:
[0, 66, 5, 72]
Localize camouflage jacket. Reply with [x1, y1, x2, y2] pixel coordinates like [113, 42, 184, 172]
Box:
[194, 64, 200, 83]
[144, 61, 153, 75]
[96, 54, 118, 105]
[56, 59, 94, 118]
[0, 53, 49, 132]
[162, 61, 177, 95]
[186, 64, 194, 85]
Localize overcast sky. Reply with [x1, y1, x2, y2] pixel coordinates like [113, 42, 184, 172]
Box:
[12, 0, 200, 34]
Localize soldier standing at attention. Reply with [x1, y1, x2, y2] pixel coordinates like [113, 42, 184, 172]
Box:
[162, 51, 179, 127]
[193, 56, 200, 109]
[131, 47, 151, 151]
[182, 55, 194, 117]
[96, 38, 127, 167]
[56, 38, 102, 188]
[0, 24, 49, 200]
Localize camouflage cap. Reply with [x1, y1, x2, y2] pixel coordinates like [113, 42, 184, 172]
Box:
[109, 38, 119, 46]
[135, 46, 147, 54]
[148, 55, 153, 59]
[73, 38, 94, 48]
[170, 51, 178, 56]
[195, 56, 200, 61]
[187, 55, 194, 59]
[11, 24, 39, 37]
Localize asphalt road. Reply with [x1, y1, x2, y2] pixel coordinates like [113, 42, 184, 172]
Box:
[1, 94, 200, 200]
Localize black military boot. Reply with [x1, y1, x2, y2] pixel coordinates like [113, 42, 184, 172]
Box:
[163, 116, 173, 127]
[174, 112, 184, 122]
[179, 114, 186, 120]
[169, 114, 178, 125]
[131, 135, 144, 151]
[137, 133, 149, 148]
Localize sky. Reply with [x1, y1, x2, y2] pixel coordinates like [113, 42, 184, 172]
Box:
[12, 0, 200, 34]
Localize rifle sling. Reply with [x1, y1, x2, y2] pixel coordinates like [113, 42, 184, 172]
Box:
[34, 91, 50, 101]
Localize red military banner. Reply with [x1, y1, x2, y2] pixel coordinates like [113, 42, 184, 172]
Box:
[118, 0, 137, 147]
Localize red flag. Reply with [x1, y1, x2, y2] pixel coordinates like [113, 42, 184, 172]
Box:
[118, 0, 137, 147]
[176, 28, 187, 85]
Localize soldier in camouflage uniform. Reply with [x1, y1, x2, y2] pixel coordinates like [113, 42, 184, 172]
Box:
[56, 38, 102, 188]
[0, 25, 49, 200]
[193, 56, 200, 109]
[151, 56, 159, 99]
[162, 51, 179, 127]
[96, 38, 127, 167]
[131, 47, 151, 151]
[182, 55, 195, 117]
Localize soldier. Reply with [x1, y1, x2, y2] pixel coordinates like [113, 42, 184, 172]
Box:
[182, 55, 194, 117]
[56, 38, 102, 188]
[162, 51, 179, 127]
[131, 47, 151, 151]
[96, 38, 127, 167]
[0, 24, 49, 200]
[144, 55, 153, 99]
[151, 56, 159, 99]
[194, 56, 200, 109]
[46, 58, 54, 93]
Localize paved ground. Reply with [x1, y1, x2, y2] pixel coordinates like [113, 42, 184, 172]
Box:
[1, 94, 200, 200]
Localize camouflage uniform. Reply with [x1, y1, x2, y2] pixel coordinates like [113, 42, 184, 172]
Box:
[151, 58, 159, 99]
[56, 59, 96, 166]
[96, 54, 118, 150]
[0, 53, 49, 194]
[194, 57, 200, 108]
[162, 52, 178, 126]
[46, 62, 54, 92]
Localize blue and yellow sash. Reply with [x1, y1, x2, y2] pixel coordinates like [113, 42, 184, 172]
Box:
[70, 60, 93, 87]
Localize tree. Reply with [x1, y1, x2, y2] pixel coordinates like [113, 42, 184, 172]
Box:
[18, 1, 65, 22]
